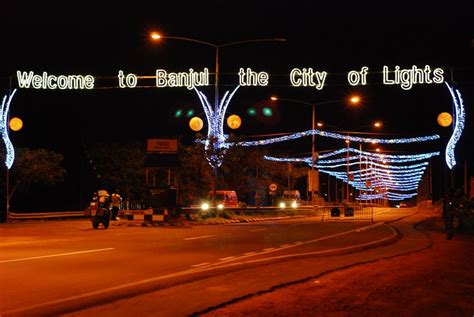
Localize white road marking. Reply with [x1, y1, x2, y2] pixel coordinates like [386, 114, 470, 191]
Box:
[209, 227, 397, 270]
[213, 222, 389, 266]
[250, 228, 267, 232]
[0, 248, 115, 264]
[373, 208, 393, 215]
[219, 256, 236, 261]
[190, 262, 210, 268]
[184, 235, 216, 241]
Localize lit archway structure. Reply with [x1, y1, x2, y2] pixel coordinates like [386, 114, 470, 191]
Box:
[0, 89, 17, 169]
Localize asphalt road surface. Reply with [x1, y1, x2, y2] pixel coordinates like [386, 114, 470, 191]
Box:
[0, 207, 418, 316]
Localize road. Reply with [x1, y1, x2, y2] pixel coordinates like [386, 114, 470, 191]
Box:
[0, 207, 419, 316]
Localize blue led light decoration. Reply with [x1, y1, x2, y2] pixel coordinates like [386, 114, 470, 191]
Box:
[265, 149, 439, 166]
[0, 89, 17, 169]
[238, 130, 440, 147]
[264, 145, 440, 201]
[194, 86, 240, 167]
[445, 83, 465, 169]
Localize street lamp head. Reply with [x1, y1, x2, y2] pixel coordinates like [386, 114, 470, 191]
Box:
[270, 96, 278, 101]
[350, 95, 361, 105]
[374, 121, 382, 128]
[150, 32, 162, 40]
[316, 122, 323, 127]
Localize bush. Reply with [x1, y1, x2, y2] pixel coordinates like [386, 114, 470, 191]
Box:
[219, 209, 235, 219]
[198, 209, 216, 219]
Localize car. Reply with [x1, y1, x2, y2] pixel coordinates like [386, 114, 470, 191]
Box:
[196, 190, 240, 211]
[278, 190, 301, 209]
[395, 202, 408, 208]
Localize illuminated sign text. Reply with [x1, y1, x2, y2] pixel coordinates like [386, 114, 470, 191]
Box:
[382, 65, 444, 90]
[15, 65, 446, 90]
[238, 68, 269, 86]
[290, 68, 327, 90]
[156, 68, 209, 90]
[16, 71, 94, 89]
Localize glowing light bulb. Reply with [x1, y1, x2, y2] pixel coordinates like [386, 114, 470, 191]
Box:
[150, 32, 161, 40]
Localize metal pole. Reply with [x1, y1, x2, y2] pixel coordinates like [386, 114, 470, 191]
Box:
[359, 143, 362, 205]
[287, 163, 291, 191]
[212, 46, 219, 208]
[366, 154, 369, 205]
[346, 140, 350, 202]
[6, 168, 9, 222]
[6, 76, 11, 222]
[311, 104, 316, 210]
[464, 160, 468, 195]
[429, 158, 432, 200]
[255, 165, 259, 208]
[327, 173, 330, 202]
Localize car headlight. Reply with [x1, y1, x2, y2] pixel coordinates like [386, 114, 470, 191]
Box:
[201, 203, 210, 211]
[217, 204, 224, 210]
[279, 202, 286, 209]
[291, 201, 298, 209]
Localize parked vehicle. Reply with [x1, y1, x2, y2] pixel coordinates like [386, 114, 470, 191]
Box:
[278, 190, 301, 209]
[199, 190, 239, 210]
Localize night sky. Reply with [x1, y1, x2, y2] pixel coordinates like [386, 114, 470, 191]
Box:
[0, 1, 473, 210]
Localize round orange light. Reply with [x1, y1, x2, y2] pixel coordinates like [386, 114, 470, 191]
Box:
[9, 117, 23, 131]
[189, 117, 203, 131]
[150, 32, 162, 40]
[227, 114, 242, 129]
[350, 96, 361, 104]
[437, 112, 452, 127]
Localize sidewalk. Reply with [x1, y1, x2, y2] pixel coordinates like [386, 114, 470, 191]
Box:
[202, 210, 474, 316]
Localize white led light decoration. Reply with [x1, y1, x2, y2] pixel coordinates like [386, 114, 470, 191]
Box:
[194, 86, 240, 167]
[239, 130, 439, 147]
[318, 148, 439, 163]
[0, 89, 17, 169]
[445, 83, 465, 169]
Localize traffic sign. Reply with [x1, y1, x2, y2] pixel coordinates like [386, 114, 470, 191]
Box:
[269, 183, 278, 192]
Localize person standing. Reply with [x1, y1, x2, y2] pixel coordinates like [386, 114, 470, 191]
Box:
[111, 190, 122, 221]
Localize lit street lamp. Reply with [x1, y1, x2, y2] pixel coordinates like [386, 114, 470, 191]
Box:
[151, 32, 286, 207]
[270, 95, 361, 210]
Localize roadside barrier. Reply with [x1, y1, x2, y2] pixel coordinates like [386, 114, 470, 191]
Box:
[9, 211, 85, 220]
[122, 209, 165, 222]
[321, 204, 374, 223]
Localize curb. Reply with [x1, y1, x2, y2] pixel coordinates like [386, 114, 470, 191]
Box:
[112, 215, 309, 227]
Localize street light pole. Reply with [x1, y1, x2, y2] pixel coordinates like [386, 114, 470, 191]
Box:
[270, 96, 361, 209]
[151, 33, 285, 208]
[359, 143, 363, 205]
[346, 139, 350, 203]
[311, 104, 316, 210]
[212, 46, 219, 208]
